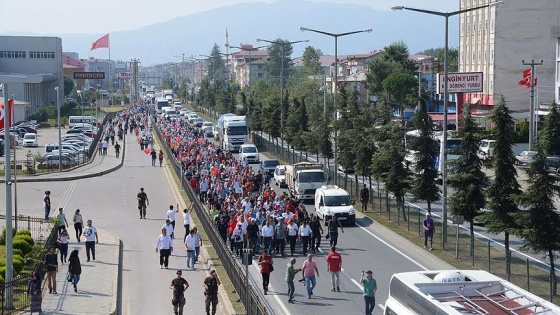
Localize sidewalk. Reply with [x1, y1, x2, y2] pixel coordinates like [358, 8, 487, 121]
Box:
[38, 229, 121, 315]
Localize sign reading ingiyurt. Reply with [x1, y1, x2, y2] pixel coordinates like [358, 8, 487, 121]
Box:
[437, 72, 483, 94]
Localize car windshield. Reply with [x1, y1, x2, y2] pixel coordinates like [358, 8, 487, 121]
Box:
[24, 134, 35, 139]
[264, 160, 279, 167]
[324, 195, 351, 207]
[277, 169, 285, 175]
[243, 147, 257, 153]
[298, 171, 325, 183]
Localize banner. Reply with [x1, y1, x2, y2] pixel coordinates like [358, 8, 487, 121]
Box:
[0, 98, 13, 129]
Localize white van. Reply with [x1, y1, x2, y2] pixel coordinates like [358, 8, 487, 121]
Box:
[314, 185, 356, 225]
[239, 144, 259, 164]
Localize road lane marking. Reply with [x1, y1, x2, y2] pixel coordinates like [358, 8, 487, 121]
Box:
[252, 263, 292, 315]
[356, 222, 428, 271]
[351, 278, 363, 290]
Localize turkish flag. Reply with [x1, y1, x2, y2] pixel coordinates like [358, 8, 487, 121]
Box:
[0, 98, 13, 129]
[91, 34, 109, 51]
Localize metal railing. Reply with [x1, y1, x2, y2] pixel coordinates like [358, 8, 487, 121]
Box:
[153, 120, 269, 315]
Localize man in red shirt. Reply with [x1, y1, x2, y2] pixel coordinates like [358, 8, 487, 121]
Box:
[326, 247, 342, 292]
[257, 249, 273, 295]
[190, 176, 198, 194]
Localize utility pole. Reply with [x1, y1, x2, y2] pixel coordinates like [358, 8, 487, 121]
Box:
[130, 59, 140, 105]
[522, 59, 543, 150]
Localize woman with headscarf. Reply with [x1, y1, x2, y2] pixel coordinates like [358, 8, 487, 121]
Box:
[28, 271, 42, 314]
[68, 250, 82, 293]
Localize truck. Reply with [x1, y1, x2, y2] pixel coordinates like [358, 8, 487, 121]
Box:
[219, 115, 248, 152]
[384, 270, 560, 314]
[162, 89, 173, 103]
[285, 162, 327, 201]
[314, 185, 356, 225]
[155, 98, 169, 114]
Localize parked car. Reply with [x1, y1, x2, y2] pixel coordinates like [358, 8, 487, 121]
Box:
[274, 165, 287, 187]
[43, 154, 78, 166]
[477, 139, 496, 161]
[545, 156, 560, 175]
[22, 133, 38, 147]
[515, 150, 538, 166]
[260, 159, 280, 175]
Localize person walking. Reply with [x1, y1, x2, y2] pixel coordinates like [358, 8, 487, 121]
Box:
[73, 209, 83, 242]
[114, 142, 121, 158]
[150, 148, 157, 166]
[287, 219, 298, 256]
[360, 270, 377, 315]
[185, 229, 197, 270]
[162, 220, 174, 239]
[102, 139, 108, 155]
[193, 227, 202, 263]
[422, 212, 435, 250]
[43, 245, 58, 294]
[137, 187, 149, 219]
[302, 254, 319, 299]
[96, 141, 103, 156]
[170, 270, 189, 315]
[326, 247, 342, 292]
[167, 204, 178, 239]
[327, 216, 344, 248]
[158, 149, 164, 167]
[231, 223, 244, 257]
[58, 229, 70, 263]
[182, 204, 193, 241]
[67, 249, 82, 293]
[285, 257, 302, 303]
[156, 227, 173, 269]
[298, 220, 312, 256]
[261, 220, 274, 254]
[56, 208, 69, 235]
[28, 272, 42, 314]
[257, 249, 273, 295]
[82, 220, 99, 262]
[274, 219, 287, 256]
[203, 270, 221, 315]
[43, 190, 51, 221]
[309, 215, 323, 253]
[360, 184, 370, 212]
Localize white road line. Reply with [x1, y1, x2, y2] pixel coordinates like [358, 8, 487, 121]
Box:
[351, 278, 363, 291]
[356, 222, 428, 271]
[252, 263, 292, 315]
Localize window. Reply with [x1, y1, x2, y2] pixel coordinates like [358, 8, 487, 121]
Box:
[491, 18, 495, 31]
[0, 51, 26, 58]
[485, 19, 488, 30]
[491, 49, 494, 62]
[29, 51, 55, 59]
[478, 50, 481, 62]
[490, 80, 494, 93]
[467, 22, 470, 33]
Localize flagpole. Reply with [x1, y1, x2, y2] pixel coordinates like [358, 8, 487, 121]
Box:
[108, 33, 113, 110]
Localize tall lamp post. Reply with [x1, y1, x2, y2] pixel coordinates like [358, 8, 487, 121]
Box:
[1, 83, 14, 308]
[391, 0, 503, 247]
[11, 94, 20, 231]
[77, 91, 87, 157]
[299, 27, 372, 185]
[54, 87, 62, 171]
[256, 38, 309, 150]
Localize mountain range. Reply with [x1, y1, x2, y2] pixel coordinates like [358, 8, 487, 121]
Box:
[2, 0, 459, 66]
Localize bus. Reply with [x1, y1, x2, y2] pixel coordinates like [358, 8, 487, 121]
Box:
[68, 116, 97, 128]
[384, 270, 560, 314]
[404, 129, 463, 175]
[155, 98, 169, 114]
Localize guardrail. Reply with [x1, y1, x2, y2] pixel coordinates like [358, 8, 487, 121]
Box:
[153, 119, 269, 315]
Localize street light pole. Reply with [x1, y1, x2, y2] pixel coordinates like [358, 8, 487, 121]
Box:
[54, 87, 62, 171]
[2, 83, 14, 309]
[10, 94, 19, 231]
[256, 38, 309, 151]
[391, 0, 503, 247]
[299, 27, 372, 185]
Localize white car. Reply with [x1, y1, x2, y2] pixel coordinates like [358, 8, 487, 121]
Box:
[274, 165, 287, 187]
[477, 139, 496, 161]
[22, 133, 38, 147]
[180, 109, 190, 116]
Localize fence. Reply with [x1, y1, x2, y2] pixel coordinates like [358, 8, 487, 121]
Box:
[252, 131, 560, 304]
[153, 120, 269, 315]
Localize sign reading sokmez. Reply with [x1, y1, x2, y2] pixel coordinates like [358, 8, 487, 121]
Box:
[437, 72, 483, 93]
[73, 72, 105, 80]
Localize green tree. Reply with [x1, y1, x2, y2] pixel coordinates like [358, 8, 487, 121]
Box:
[482, 95, 522, 276]
[302, 46, 323, 76]
[284, 96, 301, 145]
[416, 47, 459, 72]
[382, 71, 417, 124]
[448, 105, 489, 253]
[540, 101, 560, 156]
[63, 75, 75, 97]
[410, 99, 440, 213]
[209, 43, 226, 81]
[265, 39, 294, 87]
[336, 85, 356, 172]
[515, 152, 560, 295]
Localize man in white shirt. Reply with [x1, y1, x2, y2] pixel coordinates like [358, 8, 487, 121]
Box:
[82, 220, 99, 262]
[287, 220, 299, 256]
[156, 228, 173, 269]
[199, 178, 209, 203]
[185, 229, 197, 270]
[162, 219, 174, 240]
[298, 221, 313, 256]
[261, 220, 275, 253]
[167, 205, 177, 239]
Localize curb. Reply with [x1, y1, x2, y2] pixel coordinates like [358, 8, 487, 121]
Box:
[110, 239, 124, 315]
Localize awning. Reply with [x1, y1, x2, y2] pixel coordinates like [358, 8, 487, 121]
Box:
[428, 113, 457, 122]
[0, 72, 57, 84]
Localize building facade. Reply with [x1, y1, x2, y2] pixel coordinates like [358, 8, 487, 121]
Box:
[0, 36, 64, 113]
[459, 0, 558, 113]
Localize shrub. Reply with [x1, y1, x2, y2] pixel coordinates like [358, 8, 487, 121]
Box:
[0, 228, 16, 245]
[12, 239, 32, 256]
[13, 249, 23, 258]
[0, 259, 5, 267]
[15, 230, 31, 237]
[13, 254, 23, 263]
[13, 235, 34, 247]
[0, 267, 6, 278]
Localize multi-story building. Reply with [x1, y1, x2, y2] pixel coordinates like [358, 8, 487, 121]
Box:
[0, 36, 64, 113]
[459, 0, 558, 113]
[231, 44, 269, 88]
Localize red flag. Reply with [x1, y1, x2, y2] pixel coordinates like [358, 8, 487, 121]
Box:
[533, 77, 538, 87]
[0, 99, 13, 129]
[91, 34, 109, 50]
[518, 68, 532, 88]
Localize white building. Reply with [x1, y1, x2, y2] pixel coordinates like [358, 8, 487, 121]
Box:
[0, 36, 64, 114]
[458, 0, 558, 113]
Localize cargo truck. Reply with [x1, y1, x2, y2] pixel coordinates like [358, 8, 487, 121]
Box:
[219, 115, 248, 152]
[285, 162, 327, 201]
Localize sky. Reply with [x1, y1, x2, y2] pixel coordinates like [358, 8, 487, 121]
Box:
[0, 0, 458, 35]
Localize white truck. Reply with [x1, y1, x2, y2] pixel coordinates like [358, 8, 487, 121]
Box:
[285, 162, 327, 201]
[220, 115, 248, 152]
[314, 185, 356, 225]
[162, 89, 173, 103]
[384, 270, 560, 315]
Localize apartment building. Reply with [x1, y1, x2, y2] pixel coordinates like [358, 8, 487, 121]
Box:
[458, 0, 558, 113]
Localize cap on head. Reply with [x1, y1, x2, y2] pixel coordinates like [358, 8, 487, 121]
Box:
[176, 270, 182, 275]
[366, 270, 373, 274]
[331, 246, 336, 252]
[210, 269, 216, 275]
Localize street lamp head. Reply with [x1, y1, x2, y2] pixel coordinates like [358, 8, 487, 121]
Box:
[54, 87, 59, 91]
[364, 28, 373, 33]
[300, 27, 309, 32]
[391, 6, 404, 11]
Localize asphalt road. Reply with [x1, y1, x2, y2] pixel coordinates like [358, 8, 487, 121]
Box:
[0, 130, 226, 315]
